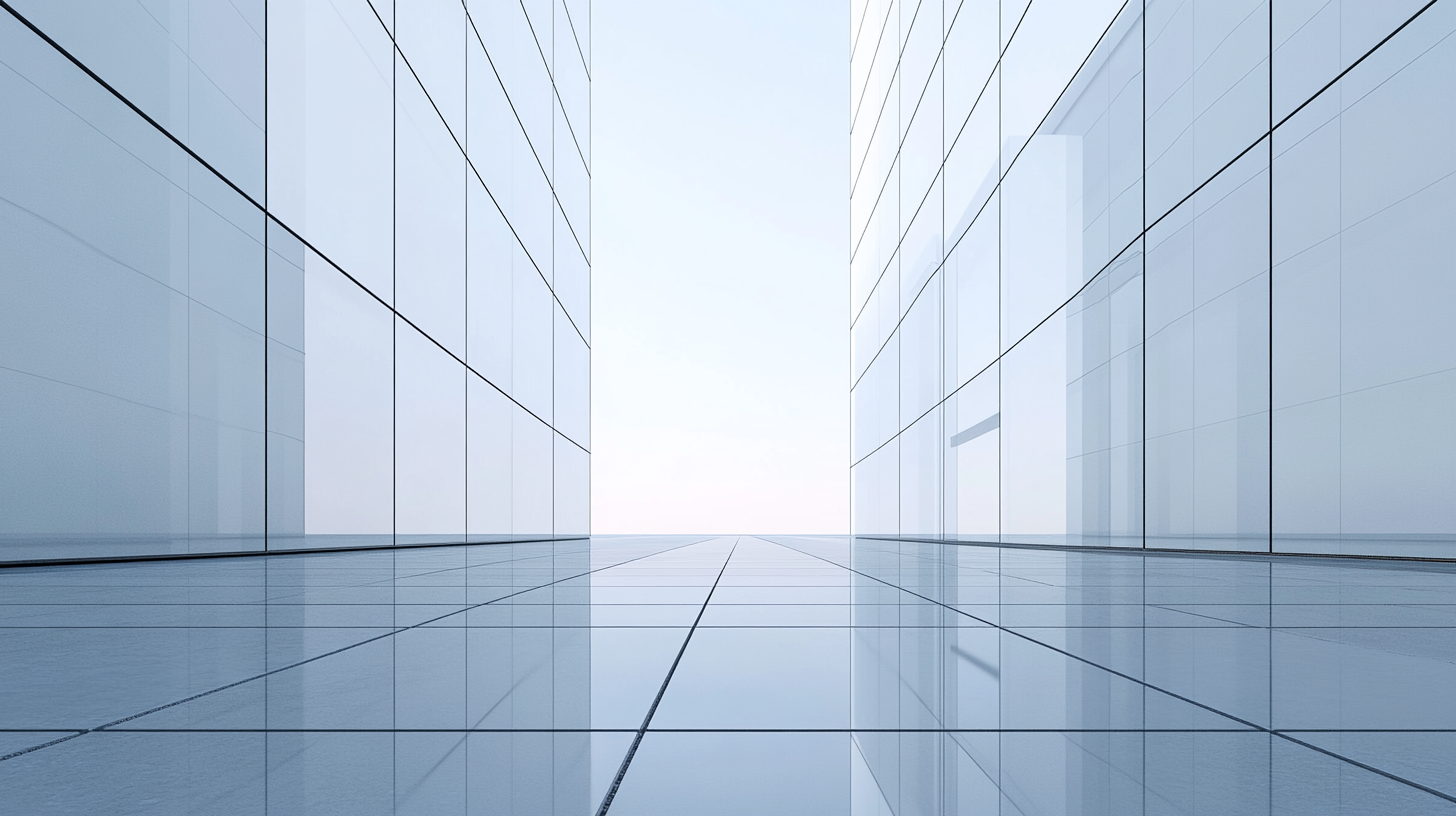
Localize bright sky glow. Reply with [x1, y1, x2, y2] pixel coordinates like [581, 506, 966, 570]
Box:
[591, 0, 850, 534]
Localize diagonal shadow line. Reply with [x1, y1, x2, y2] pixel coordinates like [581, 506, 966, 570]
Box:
[595, 537, 741, 816]
[767, 537, 1456, 806]
[0, 537, 715, 763]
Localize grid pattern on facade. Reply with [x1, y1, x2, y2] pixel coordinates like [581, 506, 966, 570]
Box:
[849, 0, 1456, 558]
[0, 0, 592, 564]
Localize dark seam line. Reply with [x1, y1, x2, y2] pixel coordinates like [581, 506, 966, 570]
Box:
[461, 4, 552, 187]
[849, 110, 998, 339]
[365, 0, 389, 40]
[849, 219, 946, 396]
[856, 0, 1125, 279]
[895, 50, 943, 167]
[898, 0, 925, 62]
[1279, 731, 1456, 803]
[996, 0, 1128, 182]
[438, 11, 594, 335]
[778, 540, 1456, 804]
[864, 534, 1456, 567]
[847, 0, 872, 67]
[595, 538, 740, 816]
[1273, 0, 1439, 133]
[0, 539, 713, 763]
[393, 42, 466, 166]
[560, 1, 590, 83]
[1141, 0, 1441, 249]
[453, 26, 593, 330]
[852, 0, 1142, 382]
[553, 74, 592, 174]
[0, 535, 587, 570]
[514, 0, 553, 88]
[849, 0, 896, 138]
[401, 3, 592, 313]
[849, 57, 900, 204]
[848, 0, 906, 196]
[849, 86, 904, 264]
[861, 34, 943, 214]
[0, 0, 262, 211]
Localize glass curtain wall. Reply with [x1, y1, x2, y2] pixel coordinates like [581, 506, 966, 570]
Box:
[849, 0, 1456, 559]
[0, 0, 591, 563]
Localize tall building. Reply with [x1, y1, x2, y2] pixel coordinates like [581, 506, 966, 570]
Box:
[0, 0, 591, 563]
[850, 0, 1456, 558]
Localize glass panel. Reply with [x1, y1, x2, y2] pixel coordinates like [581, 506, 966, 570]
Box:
[467, 374, 512, 541]
[395, 319, 466, 547]
[900, 173, 942, 305]
[1066, 244, 1143, 548]
[1146, 142, 1270, 552]
[0, 16, 269, 560]
[554, 304, 590, 450]
[300, 252, 393, 550]
[467, 28, 515, 219]
[554, 434, 589, 538]
[396, 66, 466, 357]
[944, 191, 998, 392]
[1000, 0, 1125, 165]
[944, 66, 998, 246]
[467, 176, 513, 390]
[945, 0, 997, 151]
[555, 100, 590, 253]
[1144, 0, 1269, 222]
[1000, 310, 1068, 546]
[1000, 136, 1080, 348]
[267, 220, 305, 549]
[10, 0, 266, 199]
[947, 363, 999, 542]
[852, 333, 898, 464]
[267, 0, 394, 303]
[397, 0, 465, 138]
[1039, 10, 1144, 286]
[1272, 0, 1430, 122]
[899, 270, 941, 429]
[853, 437, 898, 536]
[187, 295, 266, 554]
[512, 252, 554, 423]
[512, 408, 553, 538]
[900, 406, 941, 538]
[554, 200, 591, 342]
[1273, 3, 1456, 558]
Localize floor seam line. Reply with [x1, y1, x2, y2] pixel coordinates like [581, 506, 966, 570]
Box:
[595, 537, 741, 815]
[0, 539, 714, 763]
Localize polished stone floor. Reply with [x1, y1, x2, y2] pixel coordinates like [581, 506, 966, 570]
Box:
[2, 535, 1456, 814]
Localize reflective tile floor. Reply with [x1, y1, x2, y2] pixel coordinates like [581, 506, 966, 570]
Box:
[3, 535, 1456, 814]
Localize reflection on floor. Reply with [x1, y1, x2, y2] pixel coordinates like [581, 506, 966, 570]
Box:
[3, 535, 1456, 814]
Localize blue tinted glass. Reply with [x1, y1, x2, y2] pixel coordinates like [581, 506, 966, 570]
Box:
[5, 0, 584, 561]
[6, 537, 1455, 814]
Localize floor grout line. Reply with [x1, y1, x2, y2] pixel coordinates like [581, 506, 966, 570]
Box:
[768, 537, 1456, 805]
[0, 538, 715, 764]
[594, 537, 741, 815]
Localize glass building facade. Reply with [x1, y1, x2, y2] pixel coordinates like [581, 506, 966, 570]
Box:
[0, 0, 591, 563]
[850, 0, 1456, 558]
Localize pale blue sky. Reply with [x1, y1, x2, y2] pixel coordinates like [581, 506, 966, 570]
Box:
[591, 0, 850, 533]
